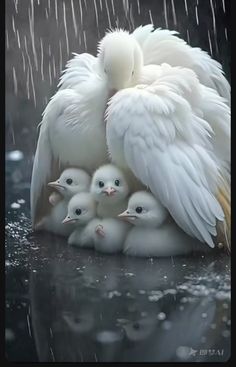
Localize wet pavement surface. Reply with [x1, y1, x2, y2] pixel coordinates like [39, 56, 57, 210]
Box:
[5, 157, 231, 362]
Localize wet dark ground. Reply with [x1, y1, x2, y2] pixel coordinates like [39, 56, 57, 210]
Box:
[5, 155, 231, 362]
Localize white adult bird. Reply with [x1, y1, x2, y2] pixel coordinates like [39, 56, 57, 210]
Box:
[63, 192, 99, 247]
[35, 168, 91, 237]
[119, 191, 211, 257]
[90, 164, 130, 218]
[30, 53, 110, 229]
[101, 30, 230, 250]
[132, 25, 230, 105]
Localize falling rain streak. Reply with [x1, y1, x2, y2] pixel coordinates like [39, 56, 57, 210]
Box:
[105, 0, 112, 29]
[93, 0, 99, 32]
[184, 0, 189, 16]
[12, 15, 16, 34]
[222, 0, 226, 13]
[6, 30, 9, 49]
[6, 0, 229, 112]
[171, 0, 177, 26]
[163, 0, 168, 28]
[40, 37, 45, 81]
[83, 30, 87, 51]
[208, 30, 213, 56]
[79, 0, 83, 28]
[55, 0, 58, 26]
[209, 0, 219, 55]
[71, 0, 78, 38]
[224, 27, 228, 41]
[195, 5, 199, 25]
[149, 9, 154, 25]
[63, 1, 70, 57]
[12, 67, 18, 95]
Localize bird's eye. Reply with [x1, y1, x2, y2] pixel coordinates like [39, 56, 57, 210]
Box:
[75, 208, 82, 216]
[115, 179, 120, 186]
[66, 178, 73, 185]
[99, 181, 104, 188]
[135, 206, 143, 214]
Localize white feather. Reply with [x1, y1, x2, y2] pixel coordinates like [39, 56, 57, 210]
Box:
[31, 54, 109, 227]
[132, 25, 230, 104]
[106, 64, 227, 248]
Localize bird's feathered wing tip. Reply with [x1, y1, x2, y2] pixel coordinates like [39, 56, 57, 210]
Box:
[216, 181, 231, 252]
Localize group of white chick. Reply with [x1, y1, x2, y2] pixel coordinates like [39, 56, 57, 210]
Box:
[36, 164, 208, 257]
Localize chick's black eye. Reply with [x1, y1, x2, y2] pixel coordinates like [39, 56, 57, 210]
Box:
[135, 206, 143, 214]
[99, 181, 104, 188]
[115, 179, 120, 186]
[75, 208, 81, 216]
[66, 178, 73, 185]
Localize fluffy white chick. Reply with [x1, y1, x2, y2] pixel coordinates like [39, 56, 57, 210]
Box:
[90, 164, 130, 218]
[63, 192, 99, 247]
[93, 218, 130, 254]
[119, 191, 210, 257]
[35, 168, 91, 237]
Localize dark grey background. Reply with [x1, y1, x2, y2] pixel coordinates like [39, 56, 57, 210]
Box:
[5, 0, 231, 363]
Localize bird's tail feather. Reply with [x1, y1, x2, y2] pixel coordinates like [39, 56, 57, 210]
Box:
[216, 181, 231, 252]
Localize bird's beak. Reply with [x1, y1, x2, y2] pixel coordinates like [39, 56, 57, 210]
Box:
[48, 181, 65, 190]
[62, 215, 78, 224]
[118, 210, 137, 221]
[103, 187, 117, 196]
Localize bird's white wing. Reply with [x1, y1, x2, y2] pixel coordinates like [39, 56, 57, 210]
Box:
[140, 63, 230, 181]
[106, 76, 224, 247]
[132, 25, 230, 104]
[30, 120, 57, 227]
[58, 53, 97, 90]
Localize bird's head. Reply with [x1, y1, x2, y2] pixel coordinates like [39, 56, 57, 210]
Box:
[48, 168, 91, 199]
[97, 29, 143, 91]
[118, 191, 168, 227]
[90, 164, 129, 204]
[62, 192, 96, 225]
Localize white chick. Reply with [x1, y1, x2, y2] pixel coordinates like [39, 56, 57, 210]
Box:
[119, 191, 210, 257]
[90, 164, 130, 218]
[93, 218, 130, 254]
[63, 192, 99, 247]
[35, 168, 91, 237]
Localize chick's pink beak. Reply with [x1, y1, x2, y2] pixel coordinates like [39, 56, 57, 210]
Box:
[62, 216, 77, 224]
[103, 187, 116, 196]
